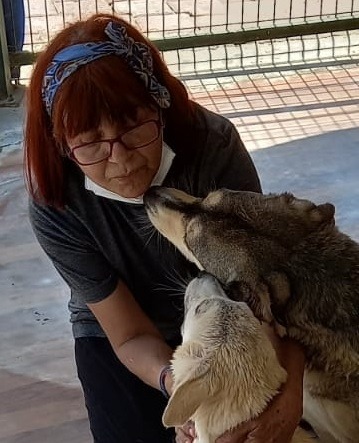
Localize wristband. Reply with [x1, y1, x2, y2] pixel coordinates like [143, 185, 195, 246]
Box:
[159, 365, 172, 399]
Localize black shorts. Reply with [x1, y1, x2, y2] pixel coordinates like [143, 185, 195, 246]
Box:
[75, 337, 175, 443]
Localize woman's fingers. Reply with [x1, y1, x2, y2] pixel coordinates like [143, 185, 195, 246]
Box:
[175, 420, 196, 443]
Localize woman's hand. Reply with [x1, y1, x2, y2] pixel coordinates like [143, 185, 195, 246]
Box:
[175, 330, 306, 443]
[216, 376, 303, 443]
[173, 383, 303, 443]
[217, 333, 305, 443]
[174, 382, 303, 443]
[175, 421, 196, 443]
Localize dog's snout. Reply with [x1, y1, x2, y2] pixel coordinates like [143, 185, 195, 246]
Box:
[194, 272, 230, 299]
[197, 271, 220, 285]
[196, 271, 221, 287]
[144, 187, 199, 213]
[197, 270, 210, 279]
[143, 186, 166, 206]
[143, 186, 183, 207]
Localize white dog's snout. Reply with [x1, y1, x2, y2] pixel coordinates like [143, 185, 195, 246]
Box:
[197, 270, 215, 280]
[186, 272, 226, 300]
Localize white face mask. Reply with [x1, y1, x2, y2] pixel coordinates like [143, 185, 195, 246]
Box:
[85, 142, 176, 204]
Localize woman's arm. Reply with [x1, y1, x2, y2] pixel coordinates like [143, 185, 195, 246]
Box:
[88, 279, 174, 394]
[30, 200, 176, 394]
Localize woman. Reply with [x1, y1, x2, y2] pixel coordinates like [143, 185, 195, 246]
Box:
[25, 13, 305, 443]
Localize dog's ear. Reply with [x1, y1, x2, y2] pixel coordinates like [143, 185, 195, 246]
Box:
[162, 374, 207, 427]
[162, 341, 210, 427]
[310, 203, 335, 225]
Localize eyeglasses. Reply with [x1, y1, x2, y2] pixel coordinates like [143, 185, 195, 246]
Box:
[69, 117, 163, 166]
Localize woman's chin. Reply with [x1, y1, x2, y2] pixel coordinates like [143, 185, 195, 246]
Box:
[112, 179, 151, 199]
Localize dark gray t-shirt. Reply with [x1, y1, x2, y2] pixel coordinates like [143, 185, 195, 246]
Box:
[29, 104, 261, 342]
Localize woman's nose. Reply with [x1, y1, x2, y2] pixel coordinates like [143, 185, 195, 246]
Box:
[108, 141, 132, 163]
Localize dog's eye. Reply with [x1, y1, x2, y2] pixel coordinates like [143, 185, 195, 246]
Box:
[195, 299, 212, 315]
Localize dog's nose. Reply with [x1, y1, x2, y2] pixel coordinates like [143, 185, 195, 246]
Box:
[197, 270, 209, 279]
[144, 185, 163, 197]
[197, 271, 218, 281]
[197, 271, 227, 291]
[143, 186, 165, 206]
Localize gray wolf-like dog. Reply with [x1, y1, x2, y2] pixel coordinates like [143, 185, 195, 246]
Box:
[163, 272, 312, 443]
[144, 187, 359, 443]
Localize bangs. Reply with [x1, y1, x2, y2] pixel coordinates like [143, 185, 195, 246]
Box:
[52, 55, 154, 142]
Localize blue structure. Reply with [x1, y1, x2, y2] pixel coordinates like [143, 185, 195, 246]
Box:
[2, 0, 25, 79]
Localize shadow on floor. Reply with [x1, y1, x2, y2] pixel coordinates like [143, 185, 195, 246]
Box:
[252, 127, 359, 240]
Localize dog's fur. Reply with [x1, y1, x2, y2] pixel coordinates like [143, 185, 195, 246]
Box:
[144, 187, 359, 443]
[163, 272, 312, 443]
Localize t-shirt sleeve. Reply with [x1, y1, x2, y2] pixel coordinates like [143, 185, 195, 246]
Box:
[219, 123, 262, 192]
[29, 199, 119, 303]
[195, 117, 262, 196]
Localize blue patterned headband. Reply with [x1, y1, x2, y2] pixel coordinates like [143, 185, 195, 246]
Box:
[42, 21, 171, 116]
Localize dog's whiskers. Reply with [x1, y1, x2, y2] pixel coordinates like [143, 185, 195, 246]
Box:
[136, 214, 154, 234]
[153, 281, 185, 313]
[153, 268, 190, 304]
[165, 267, 191, 292]
[143, 226, 159, 249]
[153, 284, 185, 297]
[135, 214, 162, 250]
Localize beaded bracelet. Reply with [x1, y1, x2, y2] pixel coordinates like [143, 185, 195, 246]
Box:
[159, 365, 172, 399]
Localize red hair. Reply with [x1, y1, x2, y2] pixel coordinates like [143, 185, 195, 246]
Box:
[25, 13, 194, 207]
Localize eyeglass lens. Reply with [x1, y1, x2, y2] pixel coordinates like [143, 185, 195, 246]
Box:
[73, 120, 160, 165]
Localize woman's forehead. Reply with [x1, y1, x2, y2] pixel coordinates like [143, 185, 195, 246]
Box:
[64, 104, 157, 136]
[103, 105, 158, 128]
[66, 105, 158, 142]
[121, 105, 158, 123]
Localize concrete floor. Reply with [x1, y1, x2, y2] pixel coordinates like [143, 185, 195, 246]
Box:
[0, 65, 358, 442]
[252, 127, 359, 240]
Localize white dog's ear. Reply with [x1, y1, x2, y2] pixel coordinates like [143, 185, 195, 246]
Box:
[162, 341, 210, 427]
[162, 374, 207, 427]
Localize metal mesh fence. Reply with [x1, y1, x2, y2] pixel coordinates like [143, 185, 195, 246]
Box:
[1, 0, 359, 96]
[165, 30, 359, 75]
[22, 0, 359, 53]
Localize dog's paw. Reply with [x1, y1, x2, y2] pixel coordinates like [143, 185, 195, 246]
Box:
[266, 272, 291, 306]
[273, 321, 287, 338]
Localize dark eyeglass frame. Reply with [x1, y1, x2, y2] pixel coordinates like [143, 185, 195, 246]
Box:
[68, 114, 163, 166]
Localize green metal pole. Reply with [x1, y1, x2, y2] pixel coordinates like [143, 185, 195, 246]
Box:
[152, 18, 359, 51]
[10, 17, 359, 64]
[0, 0, 12, 101]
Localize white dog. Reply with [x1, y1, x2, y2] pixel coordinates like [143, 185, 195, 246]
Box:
[163, 272, 313, 443]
